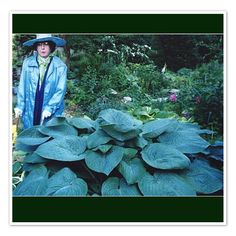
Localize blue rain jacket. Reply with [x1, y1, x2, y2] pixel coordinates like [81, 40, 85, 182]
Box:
[16, 53, 67, 129]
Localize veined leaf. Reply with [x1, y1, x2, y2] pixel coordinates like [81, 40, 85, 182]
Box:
[138, 172, 196, 196]
[134, 135, 149, 149]
[15, 142, 39, 153]
[101, 177, 141, 196]
[35, 136, 87, 161]
[92, 144, 113, 153]
[16, 126, 50, 146]
[67, 117, 96, 131]
[98, 109, 142, 133]
[13, 165, 48, 196]
[39, 124, 78, 139]
[85, 146, 124, 175]
[123, 148, 138, 159]
[87, 129, 112, 149]
[24, 152, 48, 164]
[46, 167, 88, 196]
[101, 125, 141, 141]
[158, 130, 210, 153]
[45, 116, 68, 126]
[118, 158, 146, 184]
[177, 122, 214, 135]
[141, 143, 190, 170]
[141, 118, 178, 138]
[181, 158, 223, 194]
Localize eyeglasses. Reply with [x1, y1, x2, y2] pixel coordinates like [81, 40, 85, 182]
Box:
[37, 42, 49, 47]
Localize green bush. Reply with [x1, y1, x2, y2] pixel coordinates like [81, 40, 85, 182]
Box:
[168, 61, 223, 134]
[13, 109, 223, 196]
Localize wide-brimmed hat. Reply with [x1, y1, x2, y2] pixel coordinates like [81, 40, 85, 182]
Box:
[23, 34, 66, 47]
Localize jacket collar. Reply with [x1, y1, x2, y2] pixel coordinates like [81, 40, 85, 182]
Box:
[28, 53, 55, 78]
[28, 54, 39, 67]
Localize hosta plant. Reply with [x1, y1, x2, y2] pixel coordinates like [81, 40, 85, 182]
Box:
[13, 109, 223, 197]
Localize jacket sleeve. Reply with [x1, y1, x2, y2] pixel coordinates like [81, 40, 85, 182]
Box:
[44, 65, 67, 114]
[16, 59, 27, 111]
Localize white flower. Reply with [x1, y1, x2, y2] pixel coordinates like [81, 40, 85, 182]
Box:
[169, 89, 180, 94]
[109, 88, 118, 95]
[122, 96, 132, 103]
[157, 97, 168, 102]
[161, 63, 167, 73]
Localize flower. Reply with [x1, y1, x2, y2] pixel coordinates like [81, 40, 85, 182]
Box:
[157, 97, 168, 102]
[122, 96, 132, 103]
[169, 89, 180, 94]
[161, 63, 167, 73]
[170, 93, 177, 102]
[109, 88, 118, 95]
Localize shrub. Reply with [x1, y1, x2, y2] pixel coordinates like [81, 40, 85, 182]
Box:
[173, 61, 223, 134]
[13, 109, 223, 196]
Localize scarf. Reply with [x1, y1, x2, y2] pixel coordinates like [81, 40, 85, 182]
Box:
[37, 55, 52, 84]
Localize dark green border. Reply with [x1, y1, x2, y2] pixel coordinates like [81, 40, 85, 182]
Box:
[12, 14, 223, 33]
[13, 197, 224, 222]
[12, 13, 224, 223]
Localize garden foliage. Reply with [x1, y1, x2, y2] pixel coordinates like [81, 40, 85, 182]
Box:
[13, 109, 223, 196]
[13, 35, 223, 135]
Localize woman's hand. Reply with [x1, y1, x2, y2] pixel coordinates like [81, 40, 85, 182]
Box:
[41, 110, 52, 124]
[14, 108, 22, 118]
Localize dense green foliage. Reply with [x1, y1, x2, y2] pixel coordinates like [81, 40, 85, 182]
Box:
[13, 109, 223, 196]
[12, 35, 224, 195]
[12, 34, 223, 135]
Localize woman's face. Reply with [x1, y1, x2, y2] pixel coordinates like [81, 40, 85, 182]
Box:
[37, 42, 51, 58]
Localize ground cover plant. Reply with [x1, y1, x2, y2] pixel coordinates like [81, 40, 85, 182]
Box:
[13, 109, 223, 196]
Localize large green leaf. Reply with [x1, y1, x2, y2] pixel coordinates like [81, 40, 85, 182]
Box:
[46, 167, 88, 196]
[158, 130, 210, 153]
[85, 146, 124, 175]
[98, 109, 142, 133]
[176, 122, 200, 131]
[87, 129, 112, 149]
[16, 126, 50, 146]
[92, 144, 113, 154]
[68, 117, 96, 131]
[138, 172, 196, 196]
[141, 118, 178, 138]
[101, 125, 141, 141]
[134, 135, 149, 149]
[118, 157, 146, 184]
[125, 135, 149, 149]
[13, 166, 48, 196]
[39, 124, 78, 139]
[24, 152, 48, 164]
[35, 136, 87, 161]
[176, 122, 214, 135]
[141, 143, 190, 170]
[45, 116, 68, 126]
[15, 142, 39, 153]
[123, 148, 138, 159]
[181, 158, 223, 194]
[101, 177, 141, 196]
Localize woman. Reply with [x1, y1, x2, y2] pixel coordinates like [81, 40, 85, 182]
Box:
[14, 34, 67, 129]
